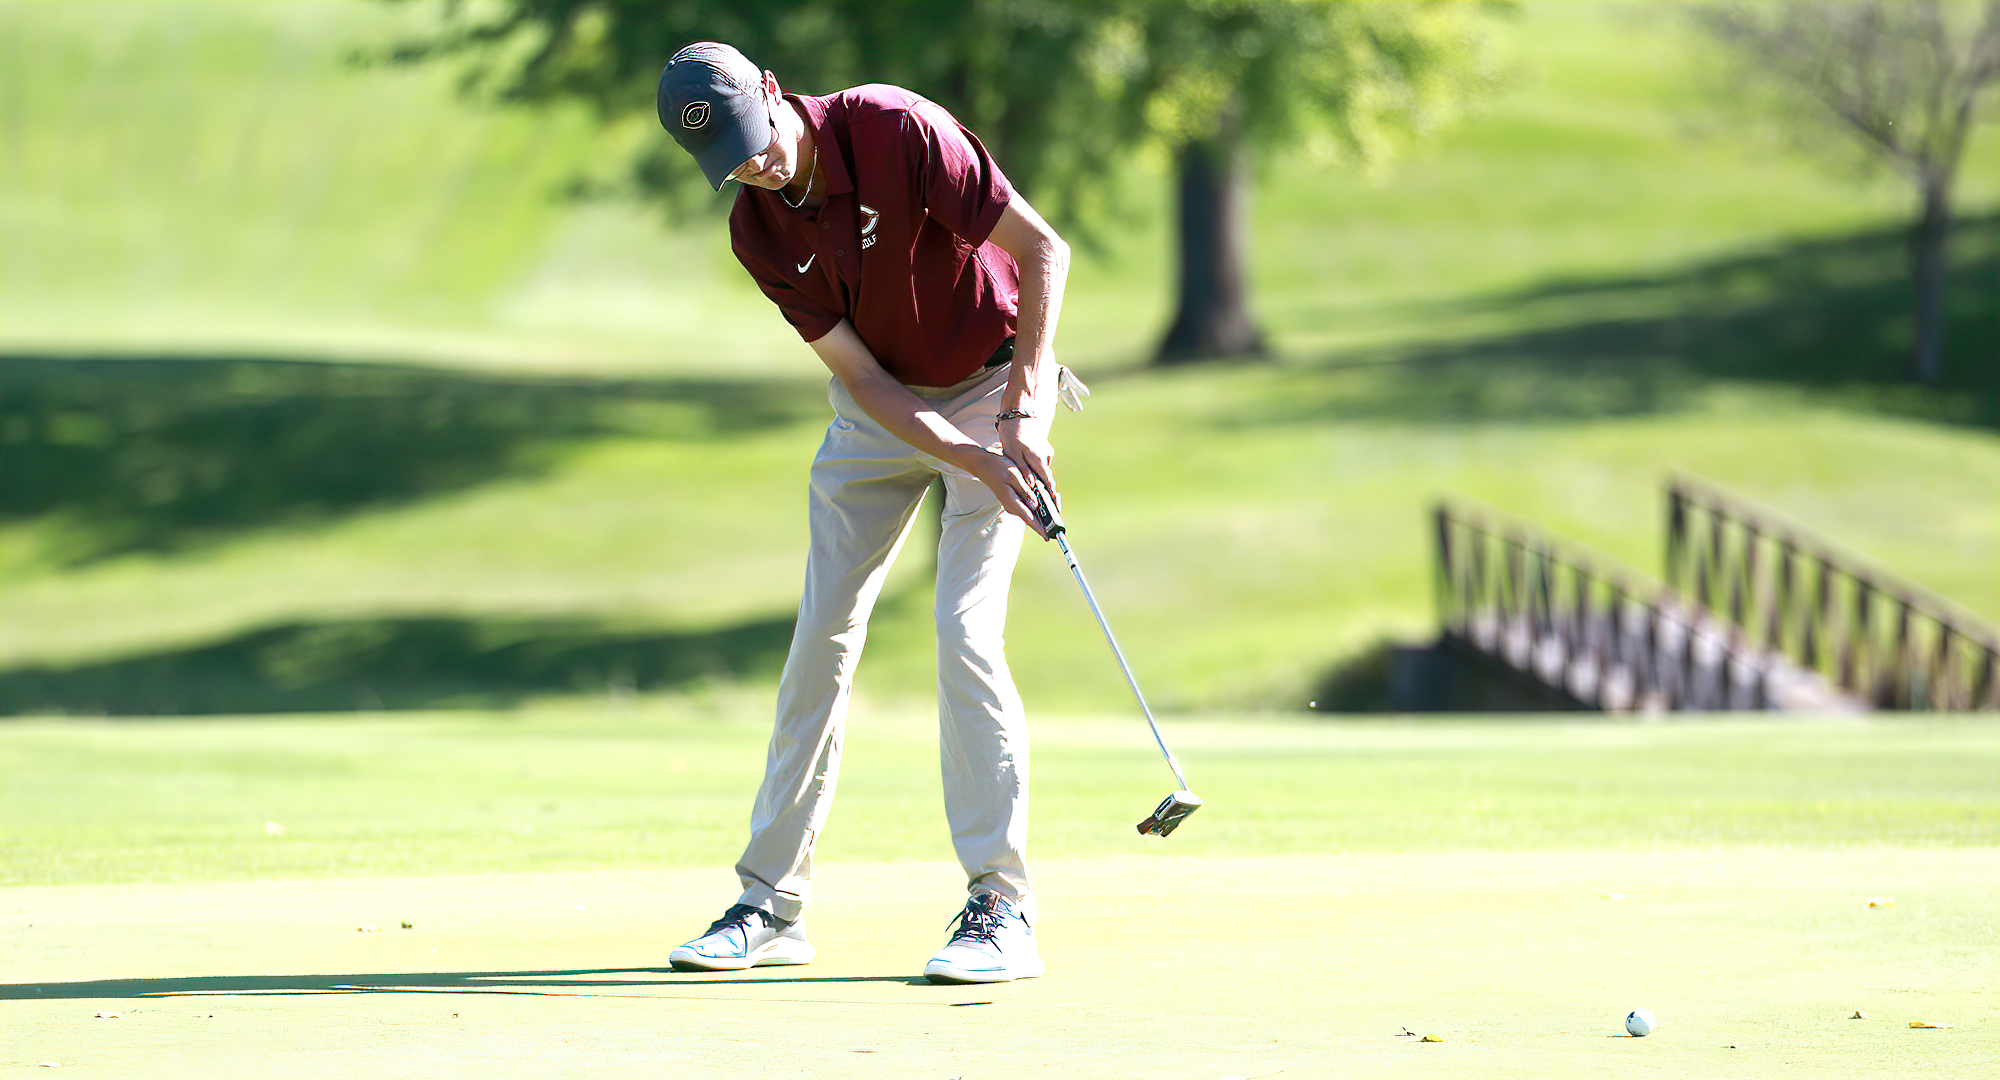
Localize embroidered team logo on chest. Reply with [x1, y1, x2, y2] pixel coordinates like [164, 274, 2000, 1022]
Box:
[859, 204, 880, 249]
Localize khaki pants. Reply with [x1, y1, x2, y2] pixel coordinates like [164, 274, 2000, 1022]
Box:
[734, 362, 1036, 925]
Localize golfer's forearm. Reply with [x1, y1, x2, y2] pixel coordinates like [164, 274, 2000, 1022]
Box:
[808, 321, 990, 467]
[846, 368, 988, 464]
[1008, 248, 1066, 418]
[989, 200, 1070, 422]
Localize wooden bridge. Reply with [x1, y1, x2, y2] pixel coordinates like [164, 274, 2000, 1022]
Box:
[1666, 477, 1999, 711]
[1430, 480, 1997, 714]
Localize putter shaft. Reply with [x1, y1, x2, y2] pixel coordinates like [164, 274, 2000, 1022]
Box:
[1050, 530, 1191, 793]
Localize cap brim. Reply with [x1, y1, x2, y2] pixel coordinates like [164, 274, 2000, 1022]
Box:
[693, 106, 771, 191]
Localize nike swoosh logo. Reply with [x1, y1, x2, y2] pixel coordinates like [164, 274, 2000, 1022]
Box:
[797, 255, 815, 274]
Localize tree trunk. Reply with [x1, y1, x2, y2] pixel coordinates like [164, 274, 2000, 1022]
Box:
[1910, 170, 1951, 386]
[1156, 135, 1265, 364]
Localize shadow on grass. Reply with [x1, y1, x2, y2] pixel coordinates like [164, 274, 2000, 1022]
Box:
[0, 355, 825, 564]
[3, 969, 935, 1000]
[1245, 212, 1999, 426]
[1306, 638, 1588, 715]
[0, 612, 795, 716]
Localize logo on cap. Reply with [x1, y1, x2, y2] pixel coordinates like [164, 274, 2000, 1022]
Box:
[683, 101, 711, 130]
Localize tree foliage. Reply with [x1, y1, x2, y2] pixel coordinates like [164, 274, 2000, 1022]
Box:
[1685, 0, 2000, 384]
[1110, 1, 1501, 360]
[381, 1, 1118, 225]
[1115, 1, 1499, 175]
[382, 1, 1502, 358]
[391, 0, 1495, 216]
[1688, 1, 1999, 186]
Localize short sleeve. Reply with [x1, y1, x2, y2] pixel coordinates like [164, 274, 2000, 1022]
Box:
[730, 225, 841, 343]
[904, 99, 1014, 247]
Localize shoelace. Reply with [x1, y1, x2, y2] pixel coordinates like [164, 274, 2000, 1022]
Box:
[944, 897, 1007, 946]
[705, 904, 770, 936]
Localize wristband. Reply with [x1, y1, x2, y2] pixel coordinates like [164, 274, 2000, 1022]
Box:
[996, 409, 1033, 422]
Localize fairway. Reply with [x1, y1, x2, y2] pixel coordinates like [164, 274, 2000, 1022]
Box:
[3, 714, 1994, 1077]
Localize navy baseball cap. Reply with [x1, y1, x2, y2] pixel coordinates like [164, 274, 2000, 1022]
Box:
[658, 42, 773, 190]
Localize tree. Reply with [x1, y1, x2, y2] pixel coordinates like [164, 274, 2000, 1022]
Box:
[1112, 2, 1500, 362]
[382, 0, 1500, 365]
[1687, 1, 2000, 386]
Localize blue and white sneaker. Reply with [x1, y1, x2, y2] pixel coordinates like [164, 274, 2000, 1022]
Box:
[669, 904, 814, 972]
[923, 892, 1044, 984]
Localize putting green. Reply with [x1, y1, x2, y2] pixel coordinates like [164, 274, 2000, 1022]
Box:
[5, 847, 1991, 1078]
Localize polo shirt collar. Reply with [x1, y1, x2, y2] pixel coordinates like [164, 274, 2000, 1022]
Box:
[789, 93, 852, 200]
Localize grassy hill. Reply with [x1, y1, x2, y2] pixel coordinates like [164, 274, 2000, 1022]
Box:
[2, 1, 1995, 715]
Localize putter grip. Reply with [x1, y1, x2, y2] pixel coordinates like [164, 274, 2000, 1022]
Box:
[1029, 482, 1065, 538]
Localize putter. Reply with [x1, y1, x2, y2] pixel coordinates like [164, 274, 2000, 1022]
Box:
[1027, 482, 1203, 837]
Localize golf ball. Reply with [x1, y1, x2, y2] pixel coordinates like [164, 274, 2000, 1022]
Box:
[1625, 1008, 1656, 1037]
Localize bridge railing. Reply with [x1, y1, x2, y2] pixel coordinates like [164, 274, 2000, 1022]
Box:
[1667, 477, 1999, 711]
[1434, 502, 1804, 712]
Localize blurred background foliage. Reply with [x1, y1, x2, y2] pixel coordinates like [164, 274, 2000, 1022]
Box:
[379, 0, 1509, 360]
[0, 0, 1994, 717]
[1685, 1, 2000, 386]
[385, 0, 1500, 225]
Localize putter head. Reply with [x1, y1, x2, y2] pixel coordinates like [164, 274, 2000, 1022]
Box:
[1136, 789, 1203, 837]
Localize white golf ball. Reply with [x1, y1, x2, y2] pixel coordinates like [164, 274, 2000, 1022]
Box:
[1625, 1008, 1656, 1036]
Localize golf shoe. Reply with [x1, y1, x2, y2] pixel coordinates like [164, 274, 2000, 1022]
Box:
[669, 904, 814, 972]
[923, 892, 1044, 984]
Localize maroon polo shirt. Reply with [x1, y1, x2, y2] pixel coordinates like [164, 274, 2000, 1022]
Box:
[728, 85, 1020, 387]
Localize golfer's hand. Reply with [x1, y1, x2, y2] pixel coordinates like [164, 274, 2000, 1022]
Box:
[960, 447, 1050, 540]
[998, 424, 1057, 513]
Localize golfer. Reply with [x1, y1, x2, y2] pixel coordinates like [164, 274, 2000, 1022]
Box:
[654, 42, 1077, 984]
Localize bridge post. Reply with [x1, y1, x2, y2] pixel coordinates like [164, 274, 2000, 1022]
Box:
[1665, 482, 1687, 593]
[1433, 504, 1453, 637]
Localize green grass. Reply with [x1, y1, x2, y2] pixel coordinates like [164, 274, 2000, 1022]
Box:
[0, 0, 796, 369]
[1250, 3, 1994, 353]
[3, 366, 1993, 712]
[5, 710, 1993, 1078]
[3, 709, 1993, 886]
[5, 0, 1994, 372]
[1, 2, 1996, 714]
